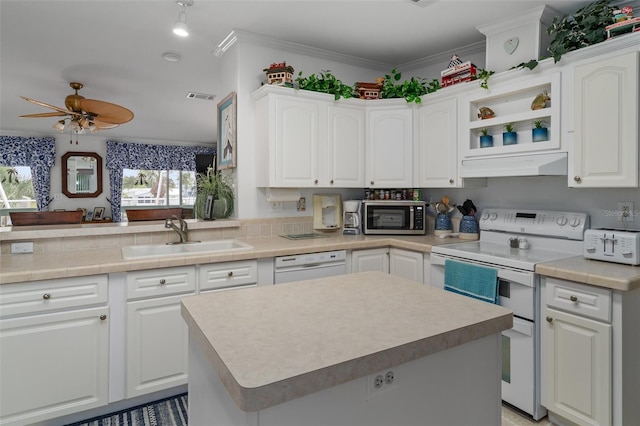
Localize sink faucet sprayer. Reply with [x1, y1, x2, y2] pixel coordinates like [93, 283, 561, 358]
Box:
[165, 215, 189, 243]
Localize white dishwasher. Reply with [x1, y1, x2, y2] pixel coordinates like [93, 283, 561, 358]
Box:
[274, 250, 347, 284]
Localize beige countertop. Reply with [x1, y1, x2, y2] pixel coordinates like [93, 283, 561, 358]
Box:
[180, 271, 513, 412]
[0, 233, 451, 284]
[535, 256, 640, 292]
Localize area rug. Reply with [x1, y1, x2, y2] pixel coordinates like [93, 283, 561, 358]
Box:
[66, 393, 188, 426]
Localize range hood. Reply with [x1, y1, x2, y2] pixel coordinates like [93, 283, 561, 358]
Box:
[459, 152, 567, 178]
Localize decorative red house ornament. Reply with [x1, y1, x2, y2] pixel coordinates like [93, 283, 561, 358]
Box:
[441, 54, 477, 87]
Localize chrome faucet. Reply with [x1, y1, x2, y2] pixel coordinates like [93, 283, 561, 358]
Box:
[165, 215, 188, 244]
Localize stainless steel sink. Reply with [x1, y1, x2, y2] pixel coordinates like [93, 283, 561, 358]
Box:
[122, 240, 253, 260]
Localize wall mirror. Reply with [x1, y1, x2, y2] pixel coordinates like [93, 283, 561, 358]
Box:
[62, 151, 103, 198]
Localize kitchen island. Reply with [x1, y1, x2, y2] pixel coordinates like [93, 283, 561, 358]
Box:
[181, 271, 512, 426]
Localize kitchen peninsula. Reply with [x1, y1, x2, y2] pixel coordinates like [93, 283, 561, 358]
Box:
[181, 271, 512, 426]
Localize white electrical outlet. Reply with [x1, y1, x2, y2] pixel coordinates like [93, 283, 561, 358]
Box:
[618, 201, 634, 222]
[270, 201, 283, 211]
[367, 370, 397, 398]
[11, 242, 34, 254]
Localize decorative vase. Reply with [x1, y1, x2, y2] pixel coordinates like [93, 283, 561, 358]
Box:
[532, 127, 548, 142]
[480, 134, 494, 148]
[503, 131, 518, 146]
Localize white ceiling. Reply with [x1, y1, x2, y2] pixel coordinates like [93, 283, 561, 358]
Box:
[0, 0, 593, 144]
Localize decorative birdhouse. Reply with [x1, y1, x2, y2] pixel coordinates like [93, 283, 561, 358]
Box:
[263, 62, 295, 87]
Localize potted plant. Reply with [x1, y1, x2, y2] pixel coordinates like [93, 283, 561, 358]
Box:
[532, 120, 549, 142]
[480, 128, 494, 148]
[503, 123, 517, 145]
[195, 168, 234, 219]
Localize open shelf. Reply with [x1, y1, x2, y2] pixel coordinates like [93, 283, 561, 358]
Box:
[462, 72, 561, 159]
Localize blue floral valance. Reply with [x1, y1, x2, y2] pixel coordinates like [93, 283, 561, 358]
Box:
[105, 140, 215, 222]
[0, 136, 56, 210]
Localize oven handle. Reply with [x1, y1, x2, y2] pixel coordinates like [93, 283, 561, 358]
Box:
[431, 253, 534, 287]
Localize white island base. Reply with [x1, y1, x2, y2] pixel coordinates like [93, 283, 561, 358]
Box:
[187, 332, 502, 426]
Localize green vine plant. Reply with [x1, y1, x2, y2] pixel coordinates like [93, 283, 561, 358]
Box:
[476, 68, 494, 90]
[513, 0, 615, 71]
[295, 70, 355, 100]
[380, 69, 441, 104]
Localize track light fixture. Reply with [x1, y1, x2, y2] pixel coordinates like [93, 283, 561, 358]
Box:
[173, 0, 193, 37]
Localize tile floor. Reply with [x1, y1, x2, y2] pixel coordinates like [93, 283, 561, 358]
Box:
[502, 403, 555, 426]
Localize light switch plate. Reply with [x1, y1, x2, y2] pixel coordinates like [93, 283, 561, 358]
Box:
[11, 242, 34, 254]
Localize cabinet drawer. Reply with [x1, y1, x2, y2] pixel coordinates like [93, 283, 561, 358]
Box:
[199, 260, 258, 291]
[126, 266, 195, 300]
[0, 275, 108, 318]
[545, 278, 611, 322]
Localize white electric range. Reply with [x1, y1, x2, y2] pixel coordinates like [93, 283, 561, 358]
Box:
[430, 208, 589, 420]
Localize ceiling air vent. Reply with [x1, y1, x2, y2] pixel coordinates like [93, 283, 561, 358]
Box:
[408, 0, 436, 6]
[186, 92, 216, 101]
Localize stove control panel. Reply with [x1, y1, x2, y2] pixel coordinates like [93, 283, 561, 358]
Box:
[479, 208, 588, 240]
[584, 229, 640, 265]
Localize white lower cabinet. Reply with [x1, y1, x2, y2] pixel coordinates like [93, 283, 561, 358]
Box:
[125, 266, 195, 398]
[0, 275, 109, 426]
[389, 248, 424, 282]
[199, 260, 258, 292]
[350, 248, 425, 283]
[350, 248, 390, 273]
[542, 278, 612, 426]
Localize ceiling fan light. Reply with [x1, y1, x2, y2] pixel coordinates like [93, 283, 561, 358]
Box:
[53, 120, 65, 133]
[88, 123, 98, 134]
[173, 13, 189, 37]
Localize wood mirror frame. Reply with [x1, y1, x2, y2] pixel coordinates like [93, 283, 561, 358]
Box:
[61, 151, 103, 198]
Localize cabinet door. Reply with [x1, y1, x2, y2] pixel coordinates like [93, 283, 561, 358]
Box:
[0, 307, 109, 425]
[389, 248, 424, 282]
[416, 97, 458, 187]
[274, 96, 321, 187]
[126, 293, 192, 398]
[571, 51, 639, 187]
[544, 307, 611, 426]
[327, 104, 365, 187]
[366, 108, 413, 188]
[351, 248, 389, 273]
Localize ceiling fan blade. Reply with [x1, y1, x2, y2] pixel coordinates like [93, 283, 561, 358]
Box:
[79, 99, 134, 124]
[20, 96, 80, 116]
[90, 119, 119, 130]
[19, 111, 69, 118]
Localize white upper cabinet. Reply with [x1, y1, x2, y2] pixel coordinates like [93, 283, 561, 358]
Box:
[366, 105, 414, 188]
[253, 86, 365, 188]
[327, 104, 366, 187]
[568, 50, 639, 187]
[415, 95, 459, 187]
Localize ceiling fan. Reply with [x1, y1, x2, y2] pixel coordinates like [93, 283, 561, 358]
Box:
[20, 82, 134, 134]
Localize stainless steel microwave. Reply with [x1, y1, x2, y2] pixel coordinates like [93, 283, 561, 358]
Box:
[362, 200, 427, 235]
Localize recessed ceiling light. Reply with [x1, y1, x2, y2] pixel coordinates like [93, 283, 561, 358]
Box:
[163, 52, 181, 62]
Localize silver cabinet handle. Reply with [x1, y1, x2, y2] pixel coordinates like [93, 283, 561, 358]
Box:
[42, 293, 51, 300]
[574, 176, 582, 183]
[227, 271, 234, 277]
[370, 181, 374, 185]
[159, 279, 166, 285]
[570, 295, 578, 302]
[449, 179, 454, 184]
[100, 315, 107, 321]
[546, 316, 553, 323]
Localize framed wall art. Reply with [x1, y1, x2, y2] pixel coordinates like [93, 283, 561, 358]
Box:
[217, 91, 237, 170]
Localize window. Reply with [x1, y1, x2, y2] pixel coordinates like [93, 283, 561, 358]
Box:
[0, 166, 36, 219]
[0, 136, 55, 224]
[121, 169, 196, 209]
